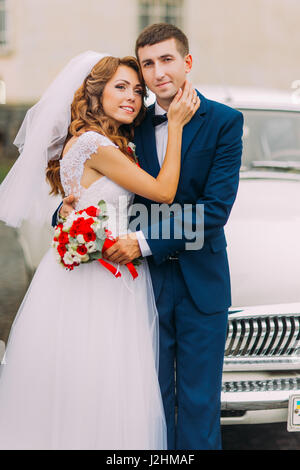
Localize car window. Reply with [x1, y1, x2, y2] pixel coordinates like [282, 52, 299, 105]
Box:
[239, 109, 300, 168]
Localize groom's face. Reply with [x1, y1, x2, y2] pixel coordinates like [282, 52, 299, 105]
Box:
[137, 38, 192, 106]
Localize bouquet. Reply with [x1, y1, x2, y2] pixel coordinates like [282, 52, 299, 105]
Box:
[52, 200, 139, 279]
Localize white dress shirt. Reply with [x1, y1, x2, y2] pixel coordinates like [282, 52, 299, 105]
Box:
[136, 102, 169, 257]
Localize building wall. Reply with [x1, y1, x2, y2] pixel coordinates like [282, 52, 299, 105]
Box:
[0, 0, 138, 103]
[186, 0, 300, 90]
[0, 0, 299, 104]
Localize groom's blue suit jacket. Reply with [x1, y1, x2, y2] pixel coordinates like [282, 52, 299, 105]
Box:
[131, 91, 244, 314]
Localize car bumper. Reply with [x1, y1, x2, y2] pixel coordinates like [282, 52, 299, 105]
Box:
[221, 370, 300, 425]
[221, 408, 288, 426]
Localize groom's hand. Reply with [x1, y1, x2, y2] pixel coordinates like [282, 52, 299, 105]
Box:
[60, 195, 76, 219]
[103, 233, 142, 265]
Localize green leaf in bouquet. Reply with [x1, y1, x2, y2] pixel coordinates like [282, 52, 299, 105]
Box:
[97, 200, 107, 214]
[132, 256, 143, 267]
[96, 227, 106, 239]
[89, 251, 102, 261]
[95, 238, 105, 252]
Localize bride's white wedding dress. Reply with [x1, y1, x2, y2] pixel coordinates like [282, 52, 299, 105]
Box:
[0, 131, 167, 450]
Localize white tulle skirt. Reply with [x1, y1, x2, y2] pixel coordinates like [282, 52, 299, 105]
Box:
[0, 249, 167, 450]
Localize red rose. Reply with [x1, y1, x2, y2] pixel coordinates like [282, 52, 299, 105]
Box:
[83, 230, 96, 242]
[85, 206, 99, 217]
[78, 220, 94, 235]
[63, 261, 76, 270]
[85, 217, 95, 226]
[69, 217, 85, 237]
[127, 146, 133, 155]
[70, 226, 80, 238]
[57, 244, 67, 258]
[73, 217, 84, 225]
[77, 245, 88, 255]
[58, 231, 69, 245]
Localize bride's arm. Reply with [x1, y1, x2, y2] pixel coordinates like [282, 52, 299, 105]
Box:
[88, 83, 200, 204]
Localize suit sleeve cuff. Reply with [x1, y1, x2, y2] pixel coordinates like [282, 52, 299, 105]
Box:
[135, 230, 152, 257]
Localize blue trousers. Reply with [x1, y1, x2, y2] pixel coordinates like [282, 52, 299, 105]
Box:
[156, 260, 228, 450]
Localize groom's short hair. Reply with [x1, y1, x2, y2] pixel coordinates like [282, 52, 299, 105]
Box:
[135, 23, 189, 59]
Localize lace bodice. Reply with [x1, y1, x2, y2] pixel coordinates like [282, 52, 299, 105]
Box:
[60, 131, 134, 237]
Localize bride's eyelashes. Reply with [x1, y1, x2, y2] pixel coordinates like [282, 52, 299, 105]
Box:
[115, 84, 143, 95]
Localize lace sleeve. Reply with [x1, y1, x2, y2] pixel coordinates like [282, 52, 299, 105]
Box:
[60, 131, 118, 199]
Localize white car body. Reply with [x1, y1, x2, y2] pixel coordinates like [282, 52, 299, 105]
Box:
[198, 85, 300, 426]
[17, 85, 300, 428]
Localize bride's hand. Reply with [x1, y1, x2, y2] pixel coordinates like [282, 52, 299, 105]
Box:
[167, 81, 200, 128]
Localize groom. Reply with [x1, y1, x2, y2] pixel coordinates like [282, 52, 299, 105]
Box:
[56, 24, 243, 450]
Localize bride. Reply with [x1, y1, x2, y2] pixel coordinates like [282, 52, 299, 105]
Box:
[0, 51, 199, 450]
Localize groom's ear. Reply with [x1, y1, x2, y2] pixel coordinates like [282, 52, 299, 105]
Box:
[184, 54, 193, 74]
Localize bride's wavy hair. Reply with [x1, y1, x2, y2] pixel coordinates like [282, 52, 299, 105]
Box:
[46, 56, 147, 196]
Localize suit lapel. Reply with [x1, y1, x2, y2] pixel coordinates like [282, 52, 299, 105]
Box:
[139, 105, 161, 178]
[181, 91, 207, 163]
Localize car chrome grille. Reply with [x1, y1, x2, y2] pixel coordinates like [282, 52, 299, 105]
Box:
[224, 313, 300, 370]
[222, 377, 300, 393]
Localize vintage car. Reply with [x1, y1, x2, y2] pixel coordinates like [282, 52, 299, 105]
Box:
[197, 85, 300, 429]
[16, 85, 300, 430]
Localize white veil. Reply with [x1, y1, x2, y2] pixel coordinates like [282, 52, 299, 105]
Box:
[0, 51, 108, 228]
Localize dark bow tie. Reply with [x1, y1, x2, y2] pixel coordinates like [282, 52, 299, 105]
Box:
[152, 113, 168, 127]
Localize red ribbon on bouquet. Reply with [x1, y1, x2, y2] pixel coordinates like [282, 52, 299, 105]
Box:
[98, 230, 138, 280]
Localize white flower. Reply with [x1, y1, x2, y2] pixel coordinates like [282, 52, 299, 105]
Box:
[128, 142, 136, 152]
[54, 227, 61, 238]
[62, 218, 74, 232]
[76, 234, 85, 244]
[72, 254, 82, 264]
[70, 242, 78, 250]
[81, 212, 95, 221]
[92, 220, 101, 230]
[86, 241, 97, 253]
[75, 253, 89, 262]
[63, 252, 74, 266]
[52, 240, 59, 249]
